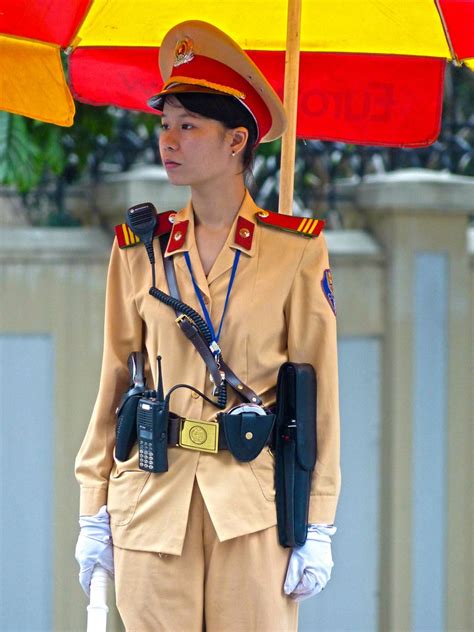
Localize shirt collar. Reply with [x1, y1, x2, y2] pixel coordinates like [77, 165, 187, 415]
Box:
[164, 189, 258, 258]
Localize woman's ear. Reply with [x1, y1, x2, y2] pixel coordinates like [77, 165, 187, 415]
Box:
[228, 127, 249, 158]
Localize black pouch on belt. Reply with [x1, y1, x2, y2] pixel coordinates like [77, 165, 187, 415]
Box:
[115, 391, 143, 461]
[219, 412, 275, 462]
[275, 362, 317, 548]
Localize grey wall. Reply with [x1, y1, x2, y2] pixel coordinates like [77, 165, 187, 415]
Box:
[0, 335, 54, 632]
[299, 336, 381, 632]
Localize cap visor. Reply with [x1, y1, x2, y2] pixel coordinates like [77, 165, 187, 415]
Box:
[148, 84, 232, 112]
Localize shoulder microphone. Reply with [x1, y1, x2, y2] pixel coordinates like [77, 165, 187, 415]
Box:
[126, 202, 157, 265]
[126, 202, 158, 285]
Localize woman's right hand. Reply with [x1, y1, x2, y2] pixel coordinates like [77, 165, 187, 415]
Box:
[75, 505, 114, 597]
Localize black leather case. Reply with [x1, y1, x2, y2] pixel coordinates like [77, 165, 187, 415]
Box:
[220, 412, 275, 462]
[115, 389, 143, 461]
[275, 362, 317, 547]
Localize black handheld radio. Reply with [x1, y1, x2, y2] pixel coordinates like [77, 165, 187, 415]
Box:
[137, 356, 169, 473]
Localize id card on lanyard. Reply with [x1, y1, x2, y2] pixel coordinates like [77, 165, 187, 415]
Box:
[183, 250, 241, 359]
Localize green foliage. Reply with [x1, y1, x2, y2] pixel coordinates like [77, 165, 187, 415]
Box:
[0, 112, 39, 191]
[0, 104, 160, 225]
[0, 112, 67, 192]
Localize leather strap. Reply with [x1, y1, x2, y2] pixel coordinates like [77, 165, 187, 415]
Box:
[176, 315, 223, 389]
[159, 233, 223, 389]
[158, 232, 262, 405]
[160, 234, 181, 301]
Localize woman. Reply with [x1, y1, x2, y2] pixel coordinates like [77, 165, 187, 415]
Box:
[75, 20, 340, 632]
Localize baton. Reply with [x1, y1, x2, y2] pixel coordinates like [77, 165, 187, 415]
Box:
[87, 566, 109, 632]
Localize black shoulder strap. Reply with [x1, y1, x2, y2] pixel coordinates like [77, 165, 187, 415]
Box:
[158, 233, 262, 406]
[159, 233, 181, 301]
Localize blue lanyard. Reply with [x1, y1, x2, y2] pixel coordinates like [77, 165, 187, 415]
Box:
[184, 250, 241, 356]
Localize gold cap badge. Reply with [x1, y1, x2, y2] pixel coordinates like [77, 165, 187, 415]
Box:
[174, 38, 194, 67]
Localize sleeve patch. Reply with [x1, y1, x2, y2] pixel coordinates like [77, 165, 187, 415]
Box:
[321, 269, 337, 316]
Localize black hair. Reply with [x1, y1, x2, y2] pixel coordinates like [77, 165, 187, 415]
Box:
[164, 92, 258, 171]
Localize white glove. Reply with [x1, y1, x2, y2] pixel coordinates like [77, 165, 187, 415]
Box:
[284, 524, 336, 602]
[75, 505, 114, 597]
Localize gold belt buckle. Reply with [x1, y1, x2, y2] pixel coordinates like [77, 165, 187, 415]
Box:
[179, 418, 219, 453]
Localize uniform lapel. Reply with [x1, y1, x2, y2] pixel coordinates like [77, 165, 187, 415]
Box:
[165, 201, 211, 301]
[206, 191, 258, 286]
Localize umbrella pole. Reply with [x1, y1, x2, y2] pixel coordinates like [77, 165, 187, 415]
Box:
[279, 0, 303, 216]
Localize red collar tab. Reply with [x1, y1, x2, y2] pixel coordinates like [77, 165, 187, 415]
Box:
[255, 210, 324, 238]
[166, 219, 189, 253]
[115, 210, 176, 249]
[234, 216, 255, 250]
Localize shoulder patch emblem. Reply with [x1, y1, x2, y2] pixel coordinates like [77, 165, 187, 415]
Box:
[115, 210, 176, 248]
[256, 210, 324, 237]
[321, 269, 336, 316]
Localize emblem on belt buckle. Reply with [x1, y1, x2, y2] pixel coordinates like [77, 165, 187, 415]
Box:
[179, 419, 219, 453]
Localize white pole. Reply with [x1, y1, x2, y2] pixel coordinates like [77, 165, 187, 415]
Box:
[87, 566, 109, 632]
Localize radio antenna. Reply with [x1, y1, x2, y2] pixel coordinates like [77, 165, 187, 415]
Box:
[156, 355, 164, 402]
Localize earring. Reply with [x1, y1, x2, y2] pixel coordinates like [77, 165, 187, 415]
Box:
[231, 150, 236, 157]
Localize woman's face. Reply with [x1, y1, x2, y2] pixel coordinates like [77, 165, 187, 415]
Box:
[159, 98, 240, 188]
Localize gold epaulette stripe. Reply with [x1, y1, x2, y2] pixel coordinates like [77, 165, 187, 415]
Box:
[297, 218, 308, 232]
[121, 224, 130, 246]
[120, 223, 140, 246]
[129, 225, 139, 244]
[297, 218, 320, 235]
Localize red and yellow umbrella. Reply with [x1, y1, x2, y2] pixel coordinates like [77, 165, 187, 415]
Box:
[1, 0, 473, 145]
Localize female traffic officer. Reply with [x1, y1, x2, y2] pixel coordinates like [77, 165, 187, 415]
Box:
[75, 20, 340, 632]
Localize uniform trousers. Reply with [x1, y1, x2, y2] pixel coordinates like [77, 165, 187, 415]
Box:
[114, 479, 298, 632]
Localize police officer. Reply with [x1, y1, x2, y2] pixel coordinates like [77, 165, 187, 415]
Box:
[75, 20, 340, 632]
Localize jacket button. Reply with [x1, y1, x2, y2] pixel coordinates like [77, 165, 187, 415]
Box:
[245, 432, 253, 440]
[239, 227, 250, 239]
[173, 231, 182, 241]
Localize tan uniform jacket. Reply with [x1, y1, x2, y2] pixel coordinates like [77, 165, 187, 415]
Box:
[75, 191, 341, 555]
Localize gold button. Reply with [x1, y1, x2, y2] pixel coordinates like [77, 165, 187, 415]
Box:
[245, 432, 253, 440]
[173, 231, 182, 241]
[237, 384, 244, 391]
[191, 391, 200, 399]
[168, 213, 176, 224]
[239, 227, 250, 239]
[258, 210, 269, 218]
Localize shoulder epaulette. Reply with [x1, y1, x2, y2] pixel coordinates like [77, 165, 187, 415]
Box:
[255, 209, 324, 237]
[115, 210, 177, 248]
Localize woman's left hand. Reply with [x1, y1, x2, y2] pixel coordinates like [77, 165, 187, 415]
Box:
[283, 525, 337, 602]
